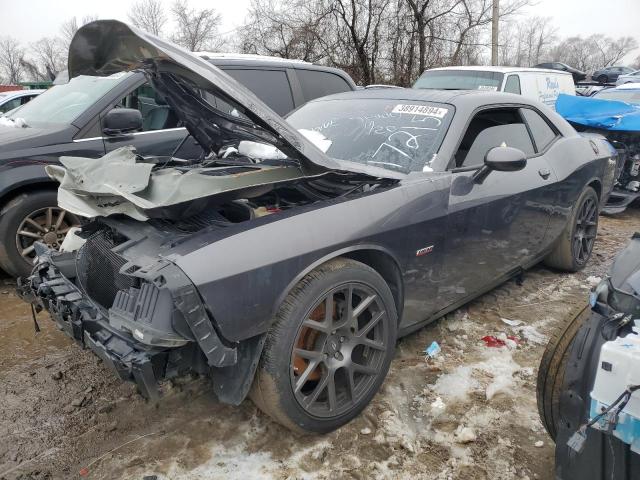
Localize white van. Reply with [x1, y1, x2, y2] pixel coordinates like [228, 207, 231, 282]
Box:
[413, 66, 575, 110]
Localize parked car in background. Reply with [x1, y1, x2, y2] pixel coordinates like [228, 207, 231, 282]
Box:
[592, 66, 634, 84]
[592, 82, 640, 104]
[0, 89, 44, 115]
[0, 53, 355, 278]
[19, 19, 616, 434]
[616, 70, 640, 86]
[533, 62, 586, 82]
[413, 66, 575, 110]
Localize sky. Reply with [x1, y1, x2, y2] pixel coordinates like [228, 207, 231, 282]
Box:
[1, 0, 638, 62]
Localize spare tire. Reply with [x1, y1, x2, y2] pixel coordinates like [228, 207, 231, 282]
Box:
[536, 303, 592, 440]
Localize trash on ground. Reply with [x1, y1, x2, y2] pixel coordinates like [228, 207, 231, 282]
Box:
[501, 318, 523, 327]
[424, 341, 441, 358]
[481, 335, 520, 348]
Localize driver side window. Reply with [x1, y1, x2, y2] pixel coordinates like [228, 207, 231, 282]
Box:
[115, 83, 180, 132]
[454, 108, 535, 168]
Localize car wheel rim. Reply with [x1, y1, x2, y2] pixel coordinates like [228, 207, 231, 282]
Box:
[15, 207, 79, 261]
[290, 282, 389, 418]
[572, 196, 597, 265]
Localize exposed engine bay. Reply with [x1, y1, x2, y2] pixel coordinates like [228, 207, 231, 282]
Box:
[47, 144, 393, 222]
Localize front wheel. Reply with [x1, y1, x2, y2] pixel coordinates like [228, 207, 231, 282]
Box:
[544, 186, 599, 272]
[0, 190, 80, 278]
[250, 258, 397, 433]
[596, 74, 608, 84]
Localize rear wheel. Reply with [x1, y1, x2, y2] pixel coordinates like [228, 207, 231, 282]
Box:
[0, 190, 79, 278]
[537, 303, 591, 440]
[250, 258, 397, 433]
[544, 187, 598, 272]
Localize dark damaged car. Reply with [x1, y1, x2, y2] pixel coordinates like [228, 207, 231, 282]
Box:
[557, 89, 640, 213]
[19, 21, 618, 433]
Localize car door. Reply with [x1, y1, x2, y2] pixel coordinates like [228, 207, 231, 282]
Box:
[101, 82, 202, 158]
[441, 106, 557, 305]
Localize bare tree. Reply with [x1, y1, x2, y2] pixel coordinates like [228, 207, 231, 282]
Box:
[404, 0, 461, 74]
[548, 34, 638, 73]
[30, 37, 66, 79]
[240, 0, 333, 62]
[128, 0, 167, 36]
[329, 0, 391, 85]
[0, 37, 25, 84]
[60, 15, 99, 49]
[171, 0, 223, 51]
[594, 35, 638, 67]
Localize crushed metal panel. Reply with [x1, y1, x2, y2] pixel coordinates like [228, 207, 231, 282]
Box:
[48, 146, 306, 220]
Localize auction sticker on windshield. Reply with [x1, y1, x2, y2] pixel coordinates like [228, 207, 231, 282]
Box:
[392, 104, 449, 118]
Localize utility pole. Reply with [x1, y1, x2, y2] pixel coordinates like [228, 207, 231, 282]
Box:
[491, 0, 499, 65]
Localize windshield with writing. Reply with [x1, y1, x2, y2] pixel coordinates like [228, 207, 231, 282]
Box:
[8, 73, 130, 127]
[286, 99, 453, 173]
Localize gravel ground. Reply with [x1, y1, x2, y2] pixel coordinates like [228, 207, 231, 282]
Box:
[0, 207, 638, 480]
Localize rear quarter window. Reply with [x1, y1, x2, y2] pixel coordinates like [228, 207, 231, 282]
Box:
[296, 69, 353, 102]
[521, 108, 557, 152]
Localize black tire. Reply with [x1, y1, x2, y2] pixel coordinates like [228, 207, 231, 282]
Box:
[597, 74, 608, 84]
[544, 187, 599, 272]
[250, 258, 398, 433]
[0, 190, 79, 278]
[536, 303, 591, 440]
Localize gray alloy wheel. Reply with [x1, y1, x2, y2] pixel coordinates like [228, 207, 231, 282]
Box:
[15, 206, 77, 261]
[544, 187, 599, 272]
[572, 195, 598, 267]
[290, 282, 390, 418]
[250, 258, 397, 433]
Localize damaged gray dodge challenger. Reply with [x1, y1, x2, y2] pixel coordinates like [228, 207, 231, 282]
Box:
[18, 20, 618, 433]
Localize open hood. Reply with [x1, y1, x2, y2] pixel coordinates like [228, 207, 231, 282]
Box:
[68, 19, 348, 176]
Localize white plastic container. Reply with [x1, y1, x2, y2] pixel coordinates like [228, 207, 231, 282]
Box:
[590, 326, 640, 452]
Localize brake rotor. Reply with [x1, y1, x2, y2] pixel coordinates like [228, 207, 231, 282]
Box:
[293, 302, 331, 381]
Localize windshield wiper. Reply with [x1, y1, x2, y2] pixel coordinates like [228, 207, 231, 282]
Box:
[366, 160, 409, 173]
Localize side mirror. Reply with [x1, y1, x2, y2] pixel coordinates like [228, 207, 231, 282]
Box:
[103, 108, 142, 136]
[473, 146, 527, 183]
[485, 146, 527, 171]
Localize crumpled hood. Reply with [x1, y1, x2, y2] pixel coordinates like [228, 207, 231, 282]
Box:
[47, 146, 305, 221]
[68, 20, 366, 177]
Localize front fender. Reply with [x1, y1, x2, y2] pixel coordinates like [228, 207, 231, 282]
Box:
[0, 164, 54, 205]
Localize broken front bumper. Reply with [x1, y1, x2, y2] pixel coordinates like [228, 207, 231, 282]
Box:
[603, 187, 640, 215]
[17, 246, 237, 400]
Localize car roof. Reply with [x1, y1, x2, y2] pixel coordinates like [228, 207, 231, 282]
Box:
[423, 65, 572, 76]
[306, 87, 534, 108]
[196, 52, 310, 65]
[611, 82, 640, 90]
[0, 89, 45, 98]
[195, 52, 355, 84]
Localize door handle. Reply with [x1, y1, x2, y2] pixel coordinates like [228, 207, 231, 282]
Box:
[538, 168, 551, 180]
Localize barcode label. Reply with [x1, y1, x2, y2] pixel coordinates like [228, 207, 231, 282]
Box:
[392, 104, 449, 118]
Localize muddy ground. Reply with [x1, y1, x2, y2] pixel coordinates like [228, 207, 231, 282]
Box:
[0, 208, 638, 480]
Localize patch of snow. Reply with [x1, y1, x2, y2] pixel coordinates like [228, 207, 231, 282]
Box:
[0, 116, 26, 128]
[454, 426, 477, 443]
[586, 275, 602, 286]
[514, 325, 548, 345]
